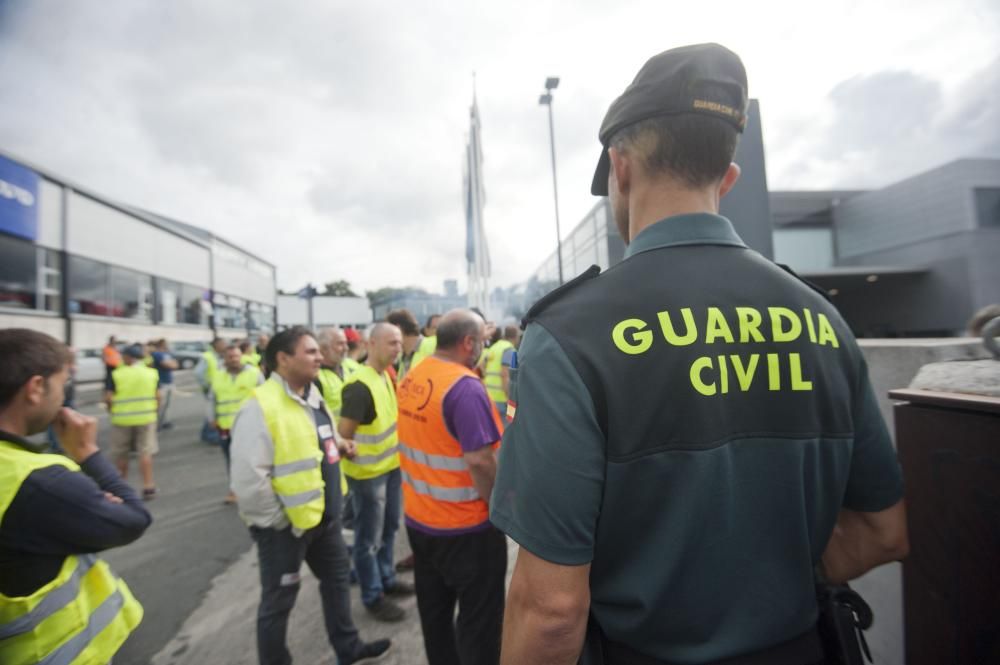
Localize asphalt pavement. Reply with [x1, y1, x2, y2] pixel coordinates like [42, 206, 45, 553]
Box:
[76, 374, 518, 665]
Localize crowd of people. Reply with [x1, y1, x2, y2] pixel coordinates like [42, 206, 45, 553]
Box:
[0, 43, 910, 665]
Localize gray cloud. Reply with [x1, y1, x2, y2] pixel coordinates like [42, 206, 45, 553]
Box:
[2, 0, 997, 294]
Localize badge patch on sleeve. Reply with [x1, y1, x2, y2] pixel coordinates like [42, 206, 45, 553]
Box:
[280, 572, 301, 587]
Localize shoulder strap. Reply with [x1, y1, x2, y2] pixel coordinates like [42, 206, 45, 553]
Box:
[523, 265, 601, 327]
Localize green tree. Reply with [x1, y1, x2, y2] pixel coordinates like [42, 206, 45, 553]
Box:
[323, 280, 358, 297]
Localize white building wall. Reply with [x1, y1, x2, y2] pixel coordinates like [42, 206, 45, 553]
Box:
[0, 312, 65, 340]
[66, 193, 210, 286]
[37, 179, 63, 250]
[277, 296, 372, 328]
[71, 318, 209, 349]
[212, 240, 275, 305]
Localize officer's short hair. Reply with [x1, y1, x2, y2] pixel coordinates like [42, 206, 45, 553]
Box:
[503, 325, 520, 341]
[265, 326, 314, 370]
[0, 329, 72, 409]
[610, 114, 738, 189]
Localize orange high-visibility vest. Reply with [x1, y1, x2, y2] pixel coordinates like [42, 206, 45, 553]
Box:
[397, 356, 503, 531]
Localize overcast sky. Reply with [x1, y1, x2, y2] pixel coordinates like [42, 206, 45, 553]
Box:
[1, 0, 998, 295]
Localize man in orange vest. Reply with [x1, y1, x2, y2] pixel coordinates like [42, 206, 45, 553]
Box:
[397, 309, 506, 665]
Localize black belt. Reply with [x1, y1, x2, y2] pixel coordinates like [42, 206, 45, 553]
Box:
[600, 626, 825, 665]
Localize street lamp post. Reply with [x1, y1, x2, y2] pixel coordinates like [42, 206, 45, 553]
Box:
[539, 76, 564, 286]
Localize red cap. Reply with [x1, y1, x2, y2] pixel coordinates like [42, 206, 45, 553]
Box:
[344, 328, 361, 343]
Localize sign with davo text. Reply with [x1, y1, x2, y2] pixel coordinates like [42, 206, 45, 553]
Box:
[0, 154, 40, 241]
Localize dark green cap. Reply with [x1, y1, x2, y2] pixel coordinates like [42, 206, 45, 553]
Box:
[591, 43, 749, 196]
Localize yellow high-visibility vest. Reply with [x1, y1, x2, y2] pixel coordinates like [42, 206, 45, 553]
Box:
[315, 364, 355, 423]
[483, 340, 514, 403]
[254, 378, 326, 530]
[212, 366, 260, 430]
[201, 350, 220, 385]
[110, 365, 159, 427]
[410, 335, 436, 373]
[242, 352, 261, 369]
[340, 365, 399, 481]
[0, 439, 143, 665]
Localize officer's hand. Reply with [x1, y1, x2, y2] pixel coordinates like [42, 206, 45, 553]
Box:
[338, 439, 357, 460]
[54, 407, 100, 464]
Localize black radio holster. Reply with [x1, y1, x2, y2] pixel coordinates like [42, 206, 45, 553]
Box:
[815, 583, 874, 665]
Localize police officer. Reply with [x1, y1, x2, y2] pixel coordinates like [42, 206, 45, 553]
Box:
[0, 329, 149, 664]
[229, 326, 391, 665]
[491, 43, 909, 665]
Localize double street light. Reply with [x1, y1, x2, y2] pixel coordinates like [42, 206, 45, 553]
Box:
[538, 76, 564, 286]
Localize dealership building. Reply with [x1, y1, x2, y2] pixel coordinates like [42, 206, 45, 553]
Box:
[518, 103, 999, 337]
[0, 151, 277, 349]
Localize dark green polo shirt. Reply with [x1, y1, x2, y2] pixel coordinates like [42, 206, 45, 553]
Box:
[490, 213, 903, 663]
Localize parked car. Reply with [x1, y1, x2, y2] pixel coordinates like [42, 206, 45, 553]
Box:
[171, 340, 210, 369]
[74, 348, 107, 384]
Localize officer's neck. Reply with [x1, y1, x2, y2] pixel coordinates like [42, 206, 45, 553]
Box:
[366, 358, 389, 375]
[627, 180, 720, 242]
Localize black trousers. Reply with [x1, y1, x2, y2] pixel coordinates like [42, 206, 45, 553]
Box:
[407, 525, 507, 665]
[251, 520, 362, 665]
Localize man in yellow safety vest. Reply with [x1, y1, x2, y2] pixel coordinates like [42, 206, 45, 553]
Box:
[230, 326, 392, 665]
[482, 325, 520, 418]
[0, 328, 150, 665]
[211, 344, 263, 504]
[338, 321, 415, 622]
[105, 343, 162, 500]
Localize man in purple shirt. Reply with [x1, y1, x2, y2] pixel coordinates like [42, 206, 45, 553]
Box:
[397, 309, 506, 665]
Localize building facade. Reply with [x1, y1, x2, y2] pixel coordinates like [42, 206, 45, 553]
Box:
[518, 158, 999, 337]
[0, 151, 277, 348]
[277, 295, 372, 330]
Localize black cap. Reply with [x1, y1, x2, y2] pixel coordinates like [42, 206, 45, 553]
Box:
[124, 344, 145, 359]
[591, 43, 748, 196]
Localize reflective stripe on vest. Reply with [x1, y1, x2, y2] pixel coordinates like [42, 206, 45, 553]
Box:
[110, 365, 159, 426]
[212, 366, 260, 429]
[396, 356, 502, 530]
[340, 365, 399, 480]
[0, 440, 143, 665]
[254, 378, 326, 530]
[483, 340, 513, 403]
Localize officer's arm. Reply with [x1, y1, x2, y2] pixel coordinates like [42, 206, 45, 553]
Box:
[502, 547, 590, 665]
[821, 499, 909, 584]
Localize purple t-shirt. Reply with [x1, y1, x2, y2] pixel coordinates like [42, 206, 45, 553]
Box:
[406, 376, 501, 536]
[442, 376, 501, 452]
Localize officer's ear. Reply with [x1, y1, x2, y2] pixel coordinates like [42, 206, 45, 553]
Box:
[608, 146, 631, 197]
[718, 162, 741, 199]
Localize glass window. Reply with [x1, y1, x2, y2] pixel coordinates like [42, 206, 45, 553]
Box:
[68, 256, 111, 315]
[181, 284, 207, 325]
[39, 248, 60, 312]
[974, 188, 1000, 228]
[773, 228, 834, 271]
[157, 278, 181, 325]
[213, 293, 246, 330]
[0, 233, 37, 309]
[248, 302, 276, 332]
[110, 266, 153, 320]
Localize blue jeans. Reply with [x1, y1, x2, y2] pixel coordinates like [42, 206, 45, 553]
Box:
[347, 468, 401, 606]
